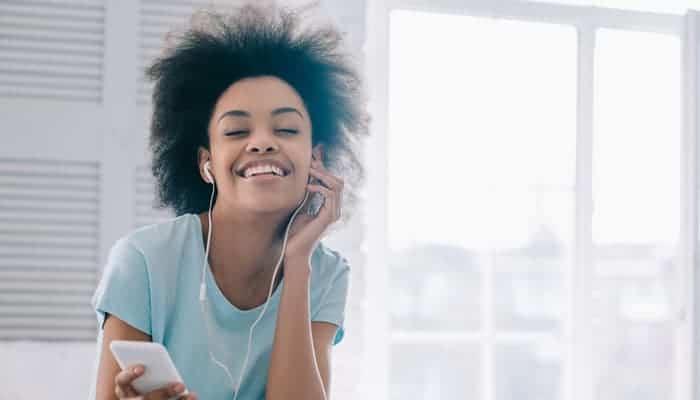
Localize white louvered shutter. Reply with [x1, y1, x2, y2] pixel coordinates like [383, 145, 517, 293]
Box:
[0, 158, 100, 340]
[0, 0, 105, 102]
[133, 164, 174, 229]
[0, 0, 111, 342]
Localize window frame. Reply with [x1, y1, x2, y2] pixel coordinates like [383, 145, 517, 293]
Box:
[362, 1, 695, 400]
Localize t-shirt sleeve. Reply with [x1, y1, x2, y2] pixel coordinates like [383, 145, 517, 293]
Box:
[91, 237, 152, 335]
[312, 254, 350, 346]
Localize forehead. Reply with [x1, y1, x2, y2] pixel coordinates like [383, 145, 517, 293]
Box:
[213, 76, 307, 117]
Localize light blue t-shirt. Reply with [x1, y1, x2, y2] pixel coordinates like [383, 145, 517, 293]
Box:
[88, 213, 350, 400]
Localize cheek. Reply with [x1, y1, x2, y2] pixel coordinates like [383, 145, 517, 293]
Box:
[296, 167, 310, 185]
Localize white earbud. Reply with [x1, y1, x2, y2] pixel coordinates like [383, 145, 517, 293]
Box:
[204, 161, 213, 184]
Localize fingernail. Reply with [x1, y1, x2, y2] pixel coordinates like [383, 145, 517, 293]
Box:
[133, 366, 143, 374]
[172, 383, 185, 392]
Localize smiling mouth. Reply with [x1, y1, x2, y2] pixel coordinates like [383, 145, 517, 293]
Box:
[236, 170, 290, 181]
[247, 172, 281, 177]
[236, 166, 290, 178]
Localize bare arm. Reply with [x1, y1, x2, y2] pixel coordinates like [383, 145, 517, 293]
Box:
[95, 314, 197, 400]
[266, 266, 339, 400]
[311, 321, 339, 397]
[95, 314, 151, 400]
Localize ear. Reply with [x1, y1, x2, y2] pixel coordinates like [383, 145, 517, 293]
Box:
[197, 147, 211, 182]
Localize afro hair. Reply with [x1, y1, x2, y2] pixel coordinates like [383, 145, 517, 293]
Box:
[146, 3, 369, 227]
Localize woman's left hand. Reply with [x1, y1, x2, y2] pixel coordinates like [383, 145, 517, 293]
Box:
[283, 156, 343, 273]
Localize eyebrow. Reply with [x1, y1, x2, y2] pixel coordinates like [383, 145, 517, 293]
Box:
[217, 107, 304, 123]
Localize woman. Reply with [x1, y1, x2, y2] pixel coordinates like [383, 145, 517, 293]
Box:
[89, 4, 368, 399]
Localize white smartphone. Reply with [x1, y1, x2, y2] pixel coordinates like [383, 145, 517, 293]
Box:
[109, 340, 189, 399]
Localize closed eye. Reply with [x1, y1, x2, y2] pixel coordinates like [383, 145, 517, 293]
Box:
[225, 129, 298, 136]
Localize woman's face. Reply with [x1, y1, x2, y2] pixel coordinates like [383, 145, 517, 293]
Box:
[200, 75, 320, 214]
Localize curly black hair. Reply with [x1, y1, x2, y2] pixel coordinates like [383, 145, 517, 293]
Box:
[146, 3, 369, 227]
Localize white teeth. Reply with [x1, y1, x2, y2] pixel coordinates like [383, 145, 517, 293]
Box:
[242, 164, 284, 178]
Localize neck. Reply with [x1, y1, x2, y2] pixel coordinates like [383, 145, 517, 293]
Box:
[199, 201, 292, 284]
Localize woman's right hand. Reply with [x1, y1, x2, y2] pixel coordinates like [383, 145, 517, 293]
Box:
[114, 364, 198, 400]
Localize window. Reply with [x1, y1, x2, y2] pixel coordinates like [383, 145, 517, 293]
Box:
[366, 3, 690, 400]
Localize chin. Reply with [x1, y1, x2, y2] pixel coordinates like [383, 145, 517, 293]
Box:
[242, 199, 294, 214]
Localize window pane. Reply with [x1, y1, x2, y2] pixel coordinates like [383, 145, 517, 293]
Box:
[390, 244, 481, 331]
[388, 10, 576, 337]
[592, 28, 680, 400]
[493, 191, 571, 331]
[390, 343, 480, 400]
[494, 341, 564, 400]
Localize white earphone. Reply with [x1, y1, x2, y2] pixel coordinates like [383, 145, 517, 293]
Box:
[204, 160, 213, 184]
[198, 159, 310, 400]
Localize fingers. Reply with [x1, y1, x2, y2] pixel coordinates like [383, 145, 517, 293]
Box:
[114, 364, 194, 400]
[306, 184, 340, 221]
[309, 163, 344, 191]
[114, 364, 143, 398]
[306, 184, 332, 197]
[142, 382, 190, 400]
[308, 161, 343, 221]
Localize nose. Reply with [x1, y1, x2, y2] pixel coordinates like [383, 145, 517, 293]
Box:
[245, 135, 279, 154]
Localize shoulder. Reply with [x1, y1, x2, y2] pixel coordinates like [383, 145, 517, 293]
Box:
[103, 213, 195, 278]
[123, 213, 194, 256]
[94, 214, 198, 337]
[313, 241, 349, 271]
[311, 241, 350, 288]
[308, 242, 352, 345]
